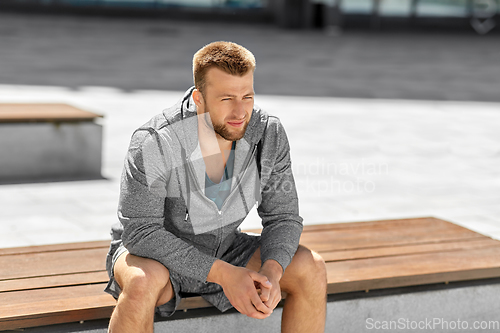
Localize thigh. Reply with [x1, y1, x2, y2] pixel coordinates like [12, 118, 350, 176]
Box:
[114, 251, 175, 307]
[245, 246, 263, 272]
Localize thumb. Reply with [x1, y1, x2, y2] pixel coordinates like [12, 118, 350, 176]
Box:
[249, 271, 272, 288]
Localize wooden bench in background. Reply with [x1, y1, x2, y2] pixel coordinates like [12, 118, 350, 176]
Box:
[2, 217, 500, 331]
[0, 103, 103, 183]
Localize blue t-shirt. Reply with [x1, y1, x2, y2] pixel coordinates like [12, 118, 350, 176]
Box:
[204, 141, 235, 210]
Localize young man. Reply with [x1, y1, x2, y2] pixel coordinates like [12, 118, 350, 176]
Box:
[105, 41, 327, 332]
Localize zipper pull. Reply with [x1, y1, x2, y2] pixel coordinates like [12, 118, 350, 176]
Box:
[185, 210, 189, 221]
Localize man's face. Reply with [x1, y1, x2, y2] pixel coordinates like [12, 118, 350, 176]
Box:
[196, 67, 254, 142]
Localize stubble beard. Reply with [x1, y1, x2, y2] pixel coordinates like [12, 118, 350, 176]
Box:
[213, 120, 249, 141]
[204, 104, 249, 142]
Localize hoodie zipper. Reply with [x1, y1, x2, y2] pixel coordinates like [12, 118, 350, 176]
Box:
[184, 143, 258, 255]
[213, 144, 257, 256]
[184, 143, 257, 214]
[218, 143, 257, 213]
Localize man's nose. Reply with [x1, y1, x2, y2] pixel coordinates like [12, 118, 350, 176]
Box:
[233, 100, 246, 119]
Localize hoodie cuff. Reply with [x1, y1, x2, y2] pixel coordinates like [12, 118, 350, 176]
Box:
[260, 247, 293, 274]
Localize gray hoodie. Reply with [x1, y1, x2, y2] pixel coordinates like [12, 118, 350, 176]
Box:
[108, 87, 303, 282]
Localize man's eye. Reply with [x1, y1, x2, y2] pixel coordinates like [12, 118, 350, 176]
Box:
[222, 98, 231, 101]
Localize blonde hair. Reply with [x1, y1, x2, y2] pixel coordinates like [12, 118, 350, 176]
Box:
[193, 41, 256, 94]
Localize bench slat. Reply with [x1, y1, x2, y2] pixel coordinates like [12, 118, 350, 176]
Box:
[0, 284, 113, 310]
[0, 306, 112, 332]
[0, 104, 102, 123]
[0, 271, 109, 293]
[0, 248, 108, 280]
[242, 217, 436, 235]
[319, 237, 499, 261]
[0, 286, 115, 331]
[329, 267, 500, 295]
[326, 245, 500, 293]
[299, 221, 483, 252]
[0, 283, 212, 331]
[298, 217, 445, 232]
[0, 240, 110, 256]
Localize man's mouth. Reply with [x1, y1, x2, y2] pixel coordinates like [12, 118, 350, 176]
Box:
[227, 120, 245, 127]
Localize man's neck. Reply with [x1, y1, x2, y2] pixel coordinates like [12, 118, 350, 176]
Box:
[198, 119, 232, 156]
[215, 137, 233, 156]
[198, 117, 234, 184]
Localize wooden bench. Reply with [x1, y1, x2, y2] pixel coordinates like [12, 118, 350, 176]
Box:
[2, 217, 500, 331]
[0, 103, 103, 183]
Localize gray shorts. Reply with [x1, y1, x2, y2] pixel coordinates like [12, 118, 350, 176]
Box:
[104, 232, 261, 317]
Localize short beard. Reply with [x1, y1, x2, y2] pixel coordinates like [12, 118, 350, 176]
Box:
[203, 100, 249, 141]
[213, 121, 249, 141]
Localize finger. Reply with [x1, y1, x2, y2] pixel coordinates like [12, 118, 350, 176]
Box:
[249, 271, 272, 289]
[251, 292, 272, 315]
[248, 310, 271, 320]
[264, 291, 281, 309]
[240, 298, 270, 319]
[235, 298, 261, 318]
[259, 285, 271, 302]
[274, 290, 282, 304]
[263, 297, 274, 309]
[264, 298, 273, 308]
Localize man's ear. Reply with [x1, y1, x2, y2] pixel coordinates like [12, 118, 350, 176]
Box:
[192, 89, 204, 108]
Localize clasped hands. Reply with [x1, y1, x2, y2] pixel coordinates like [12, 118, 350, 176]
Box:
[207, 259, 283, 319]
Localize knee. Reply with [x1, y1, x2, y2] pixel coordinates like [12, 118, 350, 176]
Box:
[288, 246, 327, 293]
[117, 255, 170, 301]
[313, 251, 328, 291]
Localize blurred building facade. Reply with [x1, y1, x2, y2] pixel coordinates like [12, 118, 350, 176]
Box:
[1, 0, 498, 13]
[0, 0, 498, 33]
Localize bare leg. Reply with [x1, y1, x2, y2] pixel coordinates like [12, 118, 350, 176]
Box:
[108, 252, 174, 333]
[280, 246, 327, 332]
[247, 245, 327, 333]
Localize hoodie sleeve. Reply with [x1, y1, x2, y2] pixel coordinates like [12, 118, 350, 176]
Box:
[118, 129, 217, 282]
[257, 118, 303, 273]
